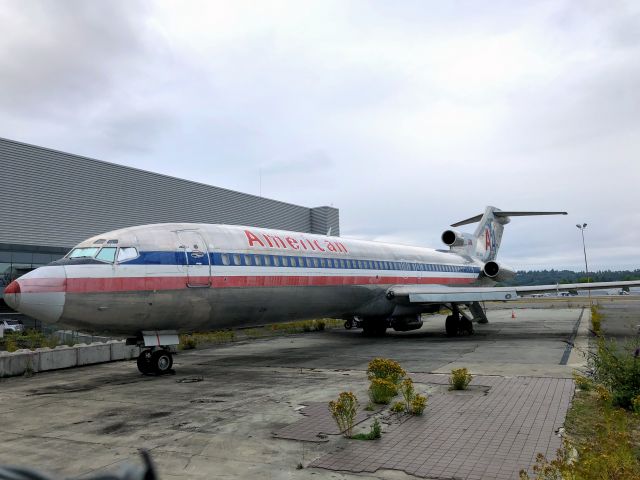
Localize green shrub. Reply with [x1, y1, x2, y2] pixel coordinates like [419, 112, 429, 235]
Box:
[5, 336, 17, 352]
[449, 368, 472, 390]
[590, 337, 640, 409]
[410, 394, 427, 415]
[328, 391, 358, 438]
[591, 305, 602, 335]
[390, 401, 405, 413]
[369, 378, 397, 404]
[367, 358, 406, 386]
[180, 335, 197, 350]
[573, 372, 593, 391]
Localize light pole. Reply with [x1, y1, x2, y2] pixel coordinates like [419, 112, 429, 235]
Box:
[576, 223, 591, 304]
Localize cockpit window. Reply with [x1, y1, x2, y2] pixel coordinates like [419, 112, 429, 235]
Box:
[117, 247, 138, 262]
[68, 247, 100, 258]
[96, 247, 117, 263]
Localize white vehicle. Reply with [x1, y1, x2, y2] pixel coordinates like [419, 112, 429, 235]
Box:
[5, 206, 640, 374]
[0, 318, 24, 333]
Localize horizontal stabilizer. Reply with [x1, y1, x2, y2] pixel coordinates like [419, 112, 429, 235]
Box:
[451, 210, 567, 227]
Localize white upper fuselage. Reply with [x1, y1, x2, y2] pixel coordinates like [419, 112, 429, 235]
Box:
[4, 223, 484, 335]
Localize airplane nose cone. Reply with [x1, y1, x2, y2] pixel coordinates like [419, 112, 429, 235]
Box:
[4, 280, 21, 310]
[5, 266, 66, 323]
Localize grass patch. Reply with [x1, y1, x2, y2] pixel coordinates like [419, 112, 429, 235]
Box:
[520, 304, 640, 478]
[521, 389, 640, 479]
[591, 305, 602, 335]
[178, 319, 342, 349]
[352, 418, 382, 440]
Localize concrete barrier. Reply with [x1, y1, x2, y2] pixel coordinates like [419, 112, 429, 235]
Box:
[0, 341, 140, 377]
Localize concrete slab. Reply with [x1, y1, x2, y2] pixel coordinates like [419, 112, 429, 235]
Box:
[0, 305, 591, 479]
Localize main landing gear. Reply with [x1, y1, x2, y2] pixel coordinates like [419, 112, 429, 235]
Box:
[445, 304, 474, 337]
[137, 348, 174, 375]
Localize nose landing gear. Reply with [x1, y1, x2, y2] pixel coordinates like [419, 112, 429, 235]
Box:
[137, 348, 174, 375]
[128, 330, 180, 375]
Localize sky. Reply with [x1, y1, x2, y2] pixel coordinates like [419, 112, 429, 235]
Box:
[0, 0, 638, 271]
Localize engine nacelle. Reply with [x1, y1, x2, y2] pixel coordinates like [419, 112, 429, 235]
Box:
[482, 261, 516, 282]
[390, 315, 423, 332]
[441, 230, 474, 248]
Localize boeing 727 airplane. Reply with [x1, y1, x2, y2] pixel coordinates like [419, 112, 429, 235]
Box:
[4, 206, 639, 374]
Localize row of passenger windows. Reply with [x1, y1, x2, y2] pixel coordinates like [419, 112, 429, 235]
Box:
[215, 253, 478, 274]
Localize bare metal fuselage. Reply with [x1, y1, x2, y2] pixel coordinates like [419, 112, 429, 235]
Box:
[5, 223, 483, 336]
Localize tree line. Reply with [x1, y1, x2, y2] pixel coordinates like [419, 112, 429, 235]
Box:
[501, 269, 640, 286]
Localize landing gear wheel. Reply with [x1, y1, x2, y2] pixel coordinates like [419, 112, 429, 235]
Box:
[445, 315, 457, 336]
[151, 350, 173, 374]
[344, 319, 353, 330]
[460, 317, 474, 335]
[362, 320, 388, 337]
[137, 350, 154, 374]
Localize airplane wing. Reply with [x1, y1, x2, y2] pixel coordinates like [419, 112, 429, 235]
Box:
[386, 280, 640, 304]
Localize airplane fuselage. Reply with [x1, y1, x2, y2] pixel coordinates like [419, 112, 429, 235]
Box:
[4, 223, 484, 335]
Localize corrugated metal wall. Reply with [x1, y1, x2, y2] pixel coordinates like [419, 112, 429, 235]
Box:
[0, 137, 340, 249]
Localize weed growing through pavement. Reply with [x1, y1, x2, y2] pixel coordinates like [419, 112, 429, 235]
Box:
[449, 368, 472, 390]
[328, 392, 358, 438]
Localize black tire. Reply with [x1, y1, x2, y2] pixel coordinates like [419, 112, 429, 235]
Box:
[344, 320, 353, 330]
[362, 320, 387, 337]
[137, 350, 154, 374]
[460, 318, 474, 335]
[151, 350, 173, 374]
[445, 315, 458, 337]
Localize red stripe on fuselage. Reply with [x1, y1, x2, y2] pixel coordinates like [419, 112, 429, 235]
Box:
[15, 277, 67, 293]
[18, 275, 476, 293]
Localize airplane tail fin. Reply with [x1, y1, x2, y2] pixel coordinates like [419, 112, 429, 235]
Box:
[448, 207, 567, 261]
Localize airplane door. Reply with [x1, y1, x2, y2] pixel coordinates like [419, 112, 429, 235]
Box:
[177, 230, 211, 287]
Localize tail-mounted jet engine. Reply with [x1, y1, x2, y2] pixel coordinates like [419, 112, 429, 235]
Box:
[482, 261, 516, 283]
[441, 230, 474, 248]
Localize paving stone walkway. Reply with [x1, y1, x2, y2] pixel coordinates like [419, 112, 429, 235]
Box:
[309, 374, 574, 480]
[272, 402, 377, 442]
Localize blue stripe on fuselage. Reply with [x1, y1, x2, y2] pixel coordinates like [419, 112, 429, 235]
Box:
[121, 251, 481, 274]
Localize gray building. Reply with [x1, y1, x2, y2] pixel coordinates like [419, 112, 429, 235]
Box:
[0, 137, 339, 303]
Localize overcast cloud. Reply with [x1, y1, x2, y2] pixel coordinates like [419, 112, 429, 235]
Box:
[1, 0, 638, 271]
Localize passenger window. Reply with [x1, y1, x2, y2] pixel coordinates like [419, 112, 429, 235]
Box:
[244, 255, 252, 266]
[96, 247, 117, 263]
[319, 258, 326, 268]
[221, 253, 230, 266]
[264, 255, 272, 266]
[281, 256, 288, 267]
[313, 258, 319, 268]
[233, 254, 241, 266]
[273, 256, 280, 267]
[254, 255, 262, 266]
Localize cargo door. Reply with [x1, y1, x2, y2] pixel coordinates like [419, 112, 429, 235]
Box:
[177, 230, 211, 287]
